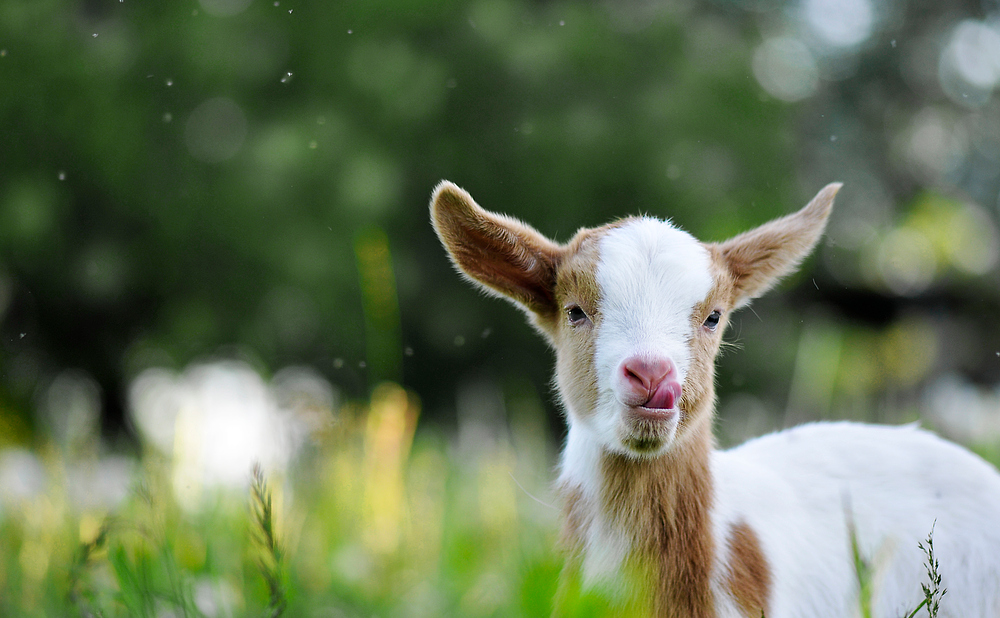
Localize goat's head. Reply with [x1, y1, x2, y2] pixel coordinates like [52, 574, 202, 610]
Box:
[431, 182, 840, 458]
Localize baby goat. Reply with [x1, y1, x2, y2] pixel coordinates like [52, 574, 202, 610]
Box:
[430, 181, 1000, 617]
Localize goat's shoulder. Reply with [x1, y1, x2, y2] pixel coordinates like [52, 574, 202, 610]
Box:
[721, 421, 999, 485]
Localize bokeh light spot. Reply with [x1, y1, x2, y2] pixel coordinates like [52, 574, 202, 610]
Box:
[947, 204, 999, 275]
[347, 39, 447, 121]
[752, 37, 819, 101]
[802, 0, 875, 49]
[947, 21, 1000, 89]
[1, 181, 58, 245]
[876, 227, 936, 295]
[338, 153, 401, 218]
[939, 20, 1000, 107]
[184, 97, 248, 163]
[899, 108, 968, 178]
[75, 242, 129, 304]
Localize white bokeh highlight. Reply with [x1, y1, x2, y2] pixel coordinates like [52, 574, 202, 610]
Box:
[129, 361, 334, 509]
[753, 37, 819, 101]
[802, 0, 875, 49]
[939, 20, 1000, 107]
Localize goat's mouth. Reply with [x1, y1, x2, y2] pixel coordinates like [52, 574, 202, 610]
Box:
[621, 380, 681, 422]
[616, 381, 681, 415]
[631, 405, 678, 422]
[620, 405, 680, 455]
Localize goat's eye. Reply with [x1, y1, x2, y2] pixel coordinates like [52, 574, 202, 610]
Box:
[704, 310, 722, 331]
[567, 305, 588, 326]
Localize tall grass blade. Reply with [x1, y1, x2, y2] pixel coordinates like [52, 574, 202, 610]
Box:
[251, 462, 287, 618]
[904, 521, 947, 618]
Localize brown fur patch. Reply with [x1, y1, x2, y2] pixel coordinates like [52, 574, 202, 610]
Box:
[725, 521, 772, 616]
[600, 421, 717, 618]
[551, 228, 606, 421]
[559, 483, 586, 553]
[430, 181, 564, 319]
[678, 249, 735, 446]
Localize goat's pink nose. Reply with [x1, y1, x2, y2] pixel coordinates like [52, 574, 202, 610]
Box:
[620, 356, 680, 409]
[623, 356, 674, 390]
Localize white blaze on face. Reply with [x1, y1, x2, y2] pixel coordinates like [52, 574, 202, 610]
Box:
[562, 217, 716, 579]
[594, 218, 714, 416]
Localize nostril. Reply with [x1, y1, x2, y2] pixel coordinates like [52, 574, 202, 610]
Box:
[624, 365, 649, 389]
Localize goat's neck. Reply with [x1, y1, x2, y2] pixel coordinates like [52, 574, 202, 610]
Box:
[560, 414, 716, 617]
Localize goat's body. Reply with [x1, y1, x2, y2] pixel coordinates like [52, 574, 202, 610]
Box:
[562, 421, 1000, 617]
[713, 422, 1000, 618]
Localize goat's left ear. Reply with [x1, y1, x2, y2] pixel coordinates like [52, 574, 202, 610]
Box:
[714, 183, 842, 307]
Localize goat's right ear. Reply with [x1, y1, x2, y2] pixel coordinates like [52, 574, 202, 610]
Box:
[430, 181, 562, 317]
[715, 183, 841, 307]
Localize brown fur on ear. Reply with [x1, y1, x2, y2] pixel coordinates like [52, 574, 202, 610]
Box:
[430, 181, 564, 317]
[715, 183, 841, 306]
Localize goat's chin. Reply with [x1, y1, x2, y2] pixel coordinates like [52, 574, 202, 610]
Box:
[616, 407, 681, 457]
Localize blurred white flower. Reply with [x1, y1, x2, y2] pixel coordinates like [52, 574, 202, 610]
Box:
[43, 369, 101, 455]
[0, 448, 47, 508]
[129, 360, 335, 508]
[193, 576, 238, 617]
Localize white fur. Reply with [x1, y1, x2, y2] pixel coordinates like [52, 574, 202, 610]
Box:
[559, 218, 713, 586]
[588, 218, 713, 457]
[711, 422, 1000, 617]
[561, 423, 631, 584]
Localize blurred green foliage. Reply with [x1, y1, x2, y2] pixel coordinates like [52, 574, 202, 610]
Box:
[3, 0, 1000, 612]
[1, 0, 799, 432]
[2, 0, 1000, 537]
[0, 384, 571, 617]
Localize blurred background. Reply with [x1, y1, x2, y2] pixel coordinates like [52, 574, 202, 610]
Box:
[1, 0, 1000, 615]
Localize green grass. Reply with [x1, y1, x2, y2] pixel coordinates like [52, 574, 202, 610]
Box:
[0, 383, 984, 616]
[903, 522, 947, 618]
[250, 463, 286, 618]
[852, 519, 948, 618]
[0, 383, 587, 617]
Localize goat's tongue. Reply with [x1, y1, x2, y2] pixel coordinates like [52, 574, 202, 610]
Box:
[645, 381, 681, 410]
